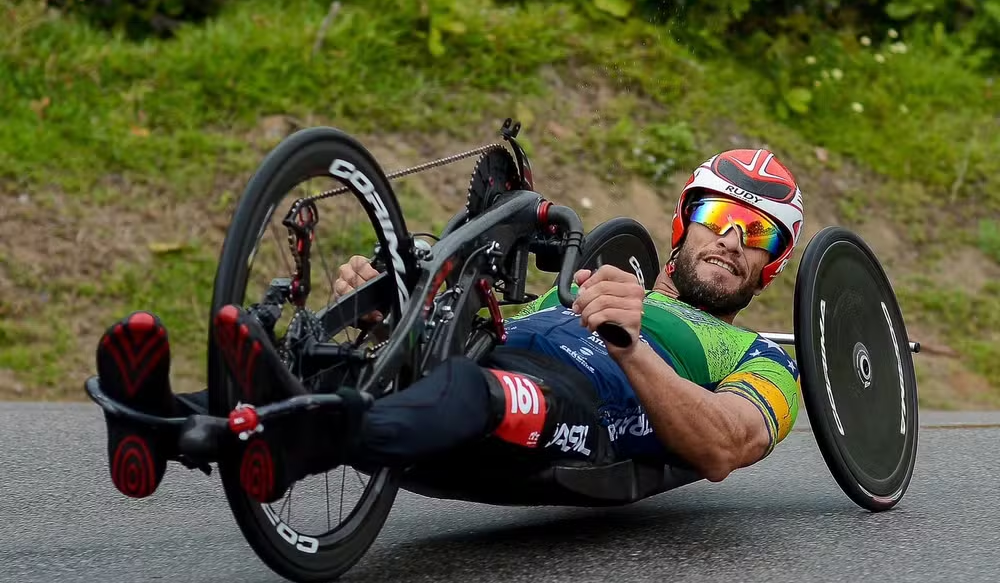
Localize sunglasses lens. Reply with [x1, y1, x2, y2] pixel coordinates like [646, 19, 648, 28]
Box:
[689, 199, 784, 256]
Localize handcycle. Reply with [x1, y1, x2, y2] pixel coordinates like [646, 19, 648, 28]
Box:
[84, 119, 921, 582]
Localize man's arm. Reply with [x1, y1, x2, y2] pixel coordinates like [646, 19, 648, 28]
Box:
[571, 264, 774, 482]
[614, 343, 772, 482]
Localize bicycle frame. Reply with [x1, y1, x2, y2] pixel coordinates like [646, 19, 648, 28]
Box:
[232, 190, 586, 423]
[83, 188, 588, 464]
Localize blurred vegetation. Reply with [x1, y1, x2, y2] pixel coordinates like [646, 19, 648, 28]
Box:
[1, 0, 997, 402]
[45, 0, 227, 39]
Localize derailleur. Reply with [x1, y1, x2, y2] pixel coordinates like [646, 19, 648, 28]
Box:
[283, 198, 319, 307]
[243, 196, 319, 338]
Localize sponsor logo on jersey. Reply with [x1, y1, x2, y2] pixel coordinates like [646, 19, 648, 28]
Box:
[559, 344, 596, 373]
[599, 404, 656, 442]
[585, 332, 607, 349]
[546, 423, 592, 456]
[607, 413, 655, 442]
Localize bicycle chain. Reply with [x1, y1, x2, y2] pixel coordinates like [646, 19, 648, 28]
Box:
[304, 142, 508, 203]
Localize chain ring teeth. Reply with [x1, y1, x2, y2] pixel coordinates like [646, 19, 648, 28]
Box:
[465, 144, 509, 217]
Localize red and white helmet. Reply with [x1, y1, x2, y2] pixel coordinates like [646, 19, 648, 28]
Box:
[670, 148, 804, 288]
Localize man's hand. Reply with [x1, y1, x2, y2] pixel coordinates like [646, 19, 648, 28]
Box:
[571, 265, 645, 358]
[334, 255, 384, 324]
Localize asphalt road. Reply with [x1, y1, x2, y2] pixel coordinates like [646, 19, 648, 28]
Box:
[3, 403, 999, 583]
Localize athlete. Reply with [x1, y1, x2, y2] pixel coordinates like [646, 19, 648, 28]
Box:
[95, 148, 804, 505]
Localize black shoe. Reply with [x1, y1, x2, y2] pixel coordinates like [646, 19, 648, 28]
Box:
[96, 311, 175, 499]
[212, 305, 364, 504]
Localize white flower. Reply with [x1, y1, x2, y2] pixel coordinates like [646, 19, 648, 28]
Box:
[899, 104, 909, 114]
[821, 69, 831, 79]
[889, 42, 908, 54]
[874, 54, 886, 64]
[814, 80, 822, 87]
[860, 36, 871, 46]
[888, 28, 898, 39]
[805, 55, 817, 65]
[851, 102, 864, 113]
[831, 68, 844, 80]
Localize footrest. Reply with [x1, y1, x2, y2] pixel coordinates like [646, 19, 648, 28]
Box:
[85, 375, 189, 429]
[87, 375, 241, 492]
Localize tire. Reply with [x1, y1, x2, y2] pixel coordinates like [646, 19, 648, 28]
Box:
[794, 226, 919, 512]
[565, 217, 661, 291]
[208, 127, 414, 581]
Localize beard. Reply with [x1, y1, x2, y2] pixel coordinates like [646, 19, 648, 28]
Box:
[671, 245, 759, 317]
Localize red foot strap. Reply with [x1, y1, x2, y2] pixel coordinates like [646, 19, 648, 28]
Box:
[487, 369, 547, 448]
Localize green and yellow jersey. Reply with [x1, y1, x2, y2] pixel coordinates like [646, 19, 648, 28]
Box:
[504, 287, 801, 459]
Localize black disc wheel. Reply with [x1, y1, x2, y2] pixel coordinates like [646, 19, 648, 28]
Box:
[208, 127, 417, 581]
[794, 226, 919, 512]
[572, 217, 661, 291]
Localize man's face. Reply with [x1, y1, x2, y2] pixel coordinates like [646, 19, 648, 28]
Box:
[671, 222, 773, 316]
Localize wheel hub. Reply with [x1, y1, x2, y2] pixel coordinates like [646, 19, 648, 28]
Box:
[852, 341, 872, 390]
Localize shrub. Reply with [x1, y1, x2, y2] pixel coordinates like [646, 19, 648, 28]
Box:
[48, 0, 228, 40]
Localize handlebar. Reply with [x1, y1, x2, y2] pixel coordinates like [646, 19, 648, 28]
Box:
[544, 203, 633, 348]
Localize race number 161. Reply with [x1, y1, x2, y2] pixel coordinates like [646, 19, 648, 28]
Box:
[488, 369, 547, 448]
[502, 374, 540, 415]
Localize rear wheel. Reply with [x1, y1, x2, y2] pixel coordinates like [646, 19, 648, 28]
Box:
[208, 127, 416, 581]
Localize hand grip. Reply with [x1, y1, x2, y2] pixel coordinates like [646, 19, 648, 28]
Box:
[545, 203, 633, 349]
[596, 322, 633, 348]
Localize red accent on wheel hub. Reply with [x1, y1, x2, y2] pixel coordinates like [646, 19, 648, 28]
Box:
[229, 407, 260, 434]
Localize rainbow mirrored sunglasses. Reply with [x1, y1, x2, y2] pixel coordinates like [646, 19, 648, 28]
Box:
[687, 198, 786, 257]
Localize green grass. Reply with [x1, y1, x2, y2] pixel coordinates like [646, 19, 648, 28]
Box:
[2, 0, 999, 401]
[102, 246, 219, 348]
[1, 0, 579, 196]
[899, 280, 1000, 390]
[748, 29, 1000, 244]
[980, 220, 1000, 263]
[0, 316, 75, 392]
